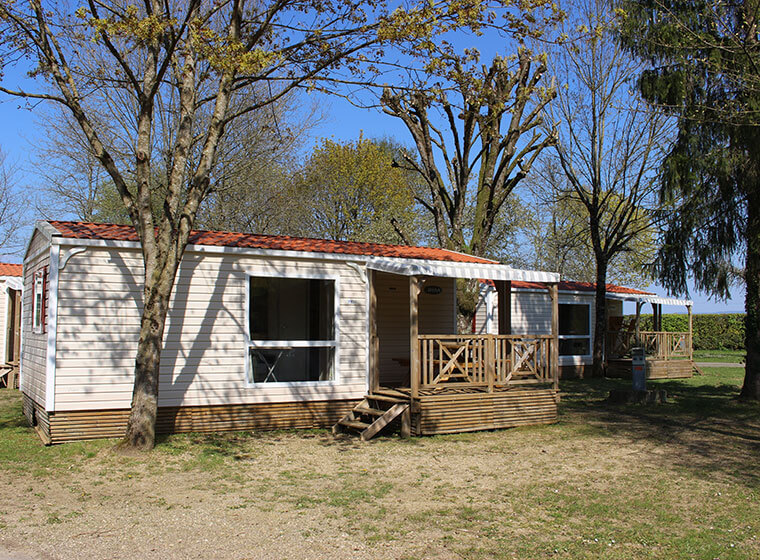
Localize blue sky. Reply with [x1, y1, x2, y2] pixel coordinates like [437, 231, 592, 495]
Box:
[0, 64, 745, 314]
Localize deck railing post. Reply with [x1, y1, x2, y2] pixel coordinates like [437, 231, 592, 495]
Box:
[486, 335, 495, 392]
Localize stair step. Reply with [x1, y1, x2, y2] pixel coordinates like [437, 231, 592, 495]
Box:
[366, 394, 407, 404]
[354, 405, 386, 417]
[340, 420, 371, 431]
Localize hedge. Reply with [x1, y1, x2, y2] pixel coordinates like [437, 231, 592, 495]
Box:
[630, 313, 745, 351]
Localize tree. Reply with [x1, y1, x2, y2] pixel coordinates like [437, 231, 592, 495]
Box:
[383, 50, 558, 258]
[524, 162, 656, 286]
[294, 136, 420, 244]
[36, 90, 319, 231]
[382, 48, 560, 322]
[33, 109, 112, 222]
[544, 0, 670, 376]
[189, 91, 322, 234]
[0, 148, 28, 255]
[0, 0, 524, 449]
[617, 0, 760, 400]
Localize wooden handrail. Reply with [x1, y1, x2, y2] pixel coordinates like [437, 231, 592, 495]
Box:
[606, 330, 692, 360]
[416, 334, 557, 391]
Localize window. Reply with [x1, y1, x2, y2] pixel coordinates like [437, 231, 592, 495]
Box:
[246, 275, 337, 384]
[558, 303, 590, 356]
[32, 269, 46, 334]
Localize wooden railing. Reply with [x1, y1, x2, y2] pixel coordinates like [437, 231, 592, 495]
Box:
[607, 330, 692, 360]
[417, 334, 557, 391]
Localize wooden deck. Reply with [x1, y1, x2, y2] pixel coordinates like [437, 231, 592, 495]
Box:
[370, 386, 559, 436]
[607, 358, 695, 380]
[606, 330, 694, 379]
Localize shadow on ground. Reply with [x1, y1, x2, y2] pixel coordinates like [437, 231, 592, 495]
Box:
[560, 374, 760, 488]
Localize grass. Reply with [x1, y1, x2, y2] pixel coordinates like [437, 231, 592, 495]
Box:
[0, 366, 758, 559]
[693, 349, 746, 363]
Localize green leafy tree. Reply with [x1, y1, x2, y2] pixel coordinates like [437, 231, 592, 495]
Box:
[0, 0, 506, 450]
[294, 136, 419, 244]
[617, 0, 760, 400]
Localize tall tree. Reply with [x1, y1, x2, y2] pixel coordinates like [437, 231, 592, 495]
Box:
[294, 136, 420, 244]
[0, 148, 28, 255]
[36, 90, 319, 230]
[523, 180, 656, 285]
[382, 46, 561, 323]
[383, 50, 558, 258]
[0, 0, 489, 450]
[617, 0, 760, 400]
[545, 0, 670, 376]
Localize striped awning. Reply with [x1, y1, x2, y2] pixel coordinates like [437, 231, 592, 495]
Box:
[3, 277, 22, 292]
[366, 257, 560, 282]
[606, 292, 693, 307]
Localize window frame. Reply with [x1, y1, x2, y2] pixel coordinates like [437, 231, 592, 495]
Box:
[32, 269, 45, 334]
[558, 302, 591, 358]
[243, 270, 341, 388]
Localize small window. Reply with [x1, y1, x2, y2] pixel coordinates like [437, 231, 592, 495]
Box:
[559, 303, 590, 356]
[32, 269, 46, 334]
[246, 276, 337, 384]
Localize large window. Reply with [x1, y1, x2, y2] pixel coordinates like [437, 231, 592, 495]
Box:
[246, 275, 337, 384]
[558, 303, 590, 356]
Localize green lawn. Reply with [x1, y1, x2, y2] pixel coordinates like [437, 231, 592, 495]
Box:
[0, 368, 758, 559]
[693, 349, 746, 363]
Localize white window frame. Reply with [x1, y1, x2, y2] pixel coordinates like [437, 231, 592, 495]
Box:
[558, 302, 591, 358]
[244, 270, 341, 388]
[32, 270, 44, 334]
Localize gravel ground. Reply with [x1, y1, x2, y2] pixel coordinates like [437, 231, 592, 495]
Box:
[1, 400, 758, 560]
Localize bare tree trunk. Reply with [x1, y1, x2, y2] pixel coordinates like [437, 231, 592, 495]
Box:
[593, 257, 608, 377]
[122, 255, 181, 450]
[741, 188, 760, 400]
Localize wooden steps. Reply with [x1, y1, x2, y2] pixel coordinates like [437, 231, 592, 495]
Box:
[332, 395, 411, 441]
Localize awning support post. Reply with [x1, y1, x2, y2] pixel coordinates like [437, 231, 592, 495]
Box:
[549, 282, 559, 391]
[495, 280, 511, 335]
[687, 304, 693, 361]
[409, 275, 421, 400]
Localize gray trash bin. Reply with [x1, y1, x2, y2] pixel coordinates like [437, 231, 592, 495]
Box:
[631, 346, 646, 391]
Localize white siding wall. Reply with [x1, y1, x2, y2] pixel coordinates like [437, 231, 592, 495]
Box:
[54, 246, 369, 411]
[473, 284, 494, 334]
[0, 281, 6, 364]
[474, 286, 607, 365]
[21, 231, 50, 406]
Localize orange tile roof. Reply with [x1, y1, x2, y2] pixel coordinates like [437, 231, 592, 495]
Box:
[481, 278, 653, 295]
[46, 221, 497, 264]
[0, 263, 22, 277]
[513, 279, 654, 295]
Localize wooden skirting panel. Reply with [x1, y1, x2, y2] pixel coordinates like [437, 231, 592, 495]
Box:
[607, 359, 694, 380]
[43, 399, 360, 444]
[414, 387, 558, 436]
[22, 393, 51, 442]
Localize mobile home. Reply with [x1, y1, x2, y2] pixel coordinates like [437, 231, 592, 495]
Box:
[22, 221, 563, 443]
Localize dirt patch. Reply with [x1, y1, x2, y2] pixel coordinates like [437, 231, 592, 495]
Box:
[1, 407, 759, 560]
